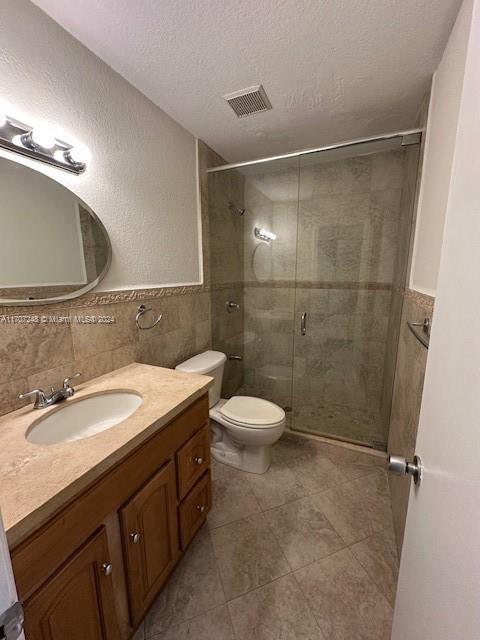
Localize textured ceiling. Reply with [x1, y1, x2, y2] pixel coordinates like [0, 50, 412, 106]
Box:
[32, 0, 462, 162]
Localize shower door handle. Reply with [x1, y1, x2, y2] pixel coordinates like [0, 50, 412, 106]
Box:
[301, 312, 307, 336]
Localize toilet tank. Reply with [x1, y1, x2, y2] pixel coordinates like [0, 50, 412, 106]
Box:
[175, 350, 227, 408]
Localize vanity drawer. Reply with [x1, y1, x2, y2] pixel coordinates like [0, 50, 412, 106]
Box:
[179, 473, 212, 549]
[176, 424, 211, 500]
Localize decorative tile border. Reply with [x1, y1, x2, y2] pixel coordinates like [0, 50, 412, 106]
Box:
[403, 288, 435, 312]
[212, 280, 393, 291]
[2, 283, 210, 314]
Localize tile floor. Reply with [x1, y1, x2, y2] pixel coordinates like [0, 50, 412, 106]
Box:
[134, 432, 398, 640]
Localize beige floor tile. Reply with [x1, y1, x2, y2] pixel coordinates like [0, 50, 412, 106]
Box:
[210, 512, 291, 600]
[322, 444, 386, 481]
[311, 470, 393, 544]
[350, 526, 399, 605]
[287, 454, 349, 495]
[228, 574, 325, 640]
[264, 496, 346, 569]
[272, 431, 329, 462]
[208, 461, 261, 529]
[246, 459, 307, 510]
[145, 526, 225, 636]
[149, 605, 235, 640]
[295, 548, 393, 640]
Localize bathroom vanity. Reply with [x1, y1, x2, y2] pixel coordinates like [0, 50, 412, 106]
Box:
[0, 364, 213, 639]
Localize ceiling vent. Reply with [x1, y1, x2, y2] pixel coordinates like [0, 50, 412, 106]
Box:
[223, 85, 272, 118]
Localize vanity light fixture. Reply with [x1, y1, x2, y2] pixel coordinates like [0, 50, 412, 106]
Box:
[254, 227, 277, 242]
[21, 127, 57, 151]
[0, 113, 87, 174]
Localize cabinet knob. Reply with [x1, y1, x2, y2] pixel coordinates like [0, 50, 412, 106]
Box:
[129, 532, 141, 544]
[196, 505, 206, 513]
[193, 456, 204, 465]
[101, 563, 113, 576]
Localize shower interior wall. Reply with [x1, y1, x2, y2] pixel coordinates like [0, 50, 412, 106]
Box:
[207, 142, 419, 448]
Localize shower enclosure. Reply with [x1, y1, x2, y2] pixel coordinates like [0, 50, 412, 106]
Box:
[207, 132, 421, 450]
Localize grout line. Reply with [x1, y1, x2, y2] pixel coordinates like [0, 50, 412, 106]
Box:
[225, 572, 295, 606]
[225, 602, 240, 640]
[343, 547, 395, 611]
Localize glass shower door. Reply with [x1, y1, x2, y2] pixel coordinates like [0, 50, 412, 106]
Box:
[208, 156, 300, 417]
[291, 141, 418, 449]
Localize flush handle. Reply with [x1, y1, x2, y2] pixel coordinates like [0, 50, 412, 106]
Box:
[388, 454, 423, 486]
[301, 312, 307, 336]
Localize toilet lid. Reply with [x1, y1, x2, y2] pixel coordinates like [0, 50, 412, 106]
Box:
[219, 396, 285, 428]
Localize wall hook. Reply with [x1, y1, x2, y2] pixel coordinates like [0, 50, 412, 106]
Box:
[135, 304, 162, 330]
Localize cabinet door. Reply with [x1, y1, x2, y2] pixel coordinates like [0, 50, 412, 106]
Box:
[120, 460, 179, 625]
[23, 527, 119, 640]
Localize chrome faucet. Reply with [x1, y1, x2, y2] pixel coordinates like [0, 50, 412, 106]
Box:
[19, 373, 82, 409]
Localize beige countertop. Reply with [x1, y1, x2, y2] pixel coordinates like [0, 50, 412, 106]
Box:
[0, 363, 212, 548]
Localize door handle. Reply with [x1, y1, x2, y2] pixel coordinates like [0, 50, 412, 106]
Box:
[388, 454, 423, 486]
[301, 312, 307, 336]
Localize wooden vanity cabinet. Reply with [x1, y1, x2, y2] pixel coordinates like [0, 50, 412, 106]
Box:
[11, 393, 211, 640]
[120, 460, 179, 626]
[23, 527, 119, 640]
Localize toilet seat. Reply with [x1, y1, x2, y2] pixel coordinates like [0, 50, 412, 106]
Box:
[219, 396, 285, 429]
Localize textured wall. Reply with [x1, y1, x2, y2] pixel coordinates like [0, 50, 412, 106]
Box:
[410, 0, 473, 295]
[0, 0, 201, 290]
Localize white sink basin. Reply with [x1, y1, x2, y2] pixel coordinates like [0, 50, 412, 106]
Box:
[26, 391, 143, 446]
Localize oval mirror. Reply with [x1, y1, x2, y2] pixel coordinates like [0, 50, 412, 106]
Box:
[0, 157, 111, 305]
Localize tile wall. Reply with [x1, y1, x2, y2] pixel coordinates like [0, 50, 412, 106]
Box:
[204, 142, 246, 397]
[241, 160, 298, 411]
[211, 148, 418, 447]
[0, 288, 211, 417]
[387, 291, 433, 552]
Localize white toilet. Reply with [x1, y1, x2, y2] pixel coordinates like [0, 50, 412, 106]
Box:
[176, 350, 285, 474]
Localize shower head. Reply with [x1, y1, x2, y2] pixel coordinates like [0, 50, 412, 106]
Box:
[228, 201, 246, 216]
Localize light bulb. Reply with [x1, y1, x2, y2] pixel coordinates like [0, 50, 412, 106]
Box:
[30, 128, 56, 149]
[66, 144, 89, 165]
[254, 227, 277, 242]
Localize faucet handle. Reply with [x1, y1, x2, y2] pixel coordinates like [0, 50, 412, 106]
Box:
[18, 389, 48, 409]
[63, 373, 82, 389]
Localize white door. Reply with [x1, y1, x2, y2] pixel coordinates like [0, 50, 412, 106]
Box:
[391, 2, 480, 638]
[0, 511, 24, 639]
